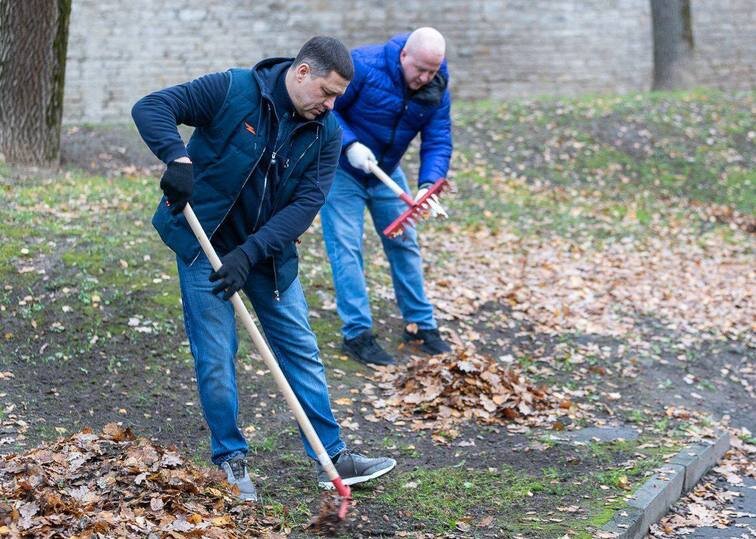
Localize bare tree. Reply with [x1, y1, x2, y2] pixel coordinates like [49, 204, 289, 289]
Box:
[0, 0, 72, 166]
[651, 0, 695, 90]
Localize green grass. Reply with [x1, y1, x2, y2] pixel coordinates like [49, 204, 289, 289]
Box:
[449, 89, 754, 243]
[379, 465, 540, 533]
[374, 438, 683, 537]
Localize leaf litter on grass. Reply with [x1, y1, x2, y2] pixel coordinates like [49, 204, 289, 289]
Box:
[0, 423, 284, 538]
[421, 219, 753, 341]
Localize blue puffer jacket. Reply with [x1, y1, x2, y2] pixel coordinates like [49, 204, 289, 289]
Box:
[333, 33, 452, 187]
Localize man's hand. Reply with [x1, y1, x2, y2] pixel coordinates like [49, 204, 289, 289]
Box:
[346, 142, 377, 173]
[209, 247, 252, 300]
[415, 183, 448, 218]
[160, 160, 193, 215]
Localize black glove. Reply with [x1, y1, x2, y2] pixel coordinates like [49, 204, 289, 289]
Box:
[159, 161, 193, 215]
[209, 247, 252, 300]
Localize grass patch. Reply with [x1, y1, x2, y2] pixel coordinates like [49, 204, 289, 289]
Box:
[379, 465, 541, 533]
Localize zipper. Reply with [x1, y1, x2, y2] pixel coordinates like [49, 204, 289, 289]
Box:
[268, 124, 320, 299]
[252, 155, 271, 231]
[269, 122, 320, 213]
[271, 255, 280, 301]
[252, 102, 277, 232]
[380, 95, 409, 162]
[287, 136, 318, 172]
[270, 134, 319, 213]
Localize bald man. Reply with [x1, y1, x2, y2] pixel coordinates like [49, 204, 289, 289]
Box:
[321, 28, 453, 366]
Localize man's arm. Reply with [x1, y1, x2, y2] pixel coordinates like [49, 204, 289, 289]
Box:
[417, 89, 453, 186]
[238, 126, 342, 264]
[131, 72, 230, 163]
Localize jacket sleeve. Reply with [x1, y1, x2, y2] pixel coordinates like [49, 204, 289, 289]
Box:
[417, 88, 453, 186]
[332, 56, 367, 150]
[239, 125, 342, 264]
[131, 72, 230, 164]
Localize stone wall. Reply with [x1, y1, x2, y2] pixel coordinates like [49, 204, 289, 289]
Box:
[690, 0, 756, 91]
[62, 0, 753, 123]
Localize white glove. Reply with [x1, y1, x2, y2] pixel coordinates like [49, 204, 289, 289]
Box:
[415, 183, 448, 219]
[346, 142, 377, 173]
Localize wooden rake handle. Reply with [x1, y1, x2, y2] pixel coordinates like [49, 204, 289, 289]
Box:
[368, 161, 416, 207]
[182, 203, 349, 500]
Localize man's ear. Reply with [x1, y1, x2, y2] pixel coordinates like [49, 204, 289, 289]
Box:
[296, 62, 311, 81]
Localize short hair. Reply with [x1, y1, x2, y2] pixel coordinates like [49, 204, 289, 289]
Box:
[293, 36, 354, 81]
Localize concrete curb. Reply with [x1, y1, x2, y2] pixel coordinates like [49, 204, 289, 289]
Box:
[600, 431, 730, 539]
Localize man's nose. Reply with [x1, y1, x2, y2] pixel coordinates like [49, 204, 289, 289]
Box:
[324, 96, 337, 110]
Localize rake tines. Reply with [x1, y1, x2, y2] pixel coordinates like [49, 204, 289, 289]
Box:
[383, 178, 450, 238]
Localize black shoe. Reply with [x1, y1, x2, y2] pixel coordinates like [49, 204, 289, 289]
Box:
[342, 331, 396, 365]
[403, 326, 452, 355]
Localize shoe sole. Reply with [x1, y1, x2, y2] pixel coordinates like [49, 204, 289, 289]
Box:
[318, 460, 397, 489]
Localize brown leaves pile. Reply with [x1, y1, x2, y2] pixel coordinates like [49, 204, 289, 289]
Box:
[371, 348, 565, 434]
[0, 424, 278, 538]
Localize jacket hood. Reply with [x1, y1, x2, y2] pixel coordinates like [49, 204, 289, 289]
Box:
[252, 57, 294, 101]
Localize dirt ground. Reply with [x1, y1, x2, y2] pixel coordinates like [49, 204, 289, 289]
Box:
[2, 92, 754, 537]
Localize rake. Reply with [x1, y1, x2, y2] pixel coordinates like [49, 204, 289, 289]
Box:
[182, 203, 352, 524]
[367, 162, 449, 238]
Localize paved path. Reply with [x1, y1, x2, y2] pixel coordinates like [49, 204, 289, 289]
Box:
[688, 476, 755, 539]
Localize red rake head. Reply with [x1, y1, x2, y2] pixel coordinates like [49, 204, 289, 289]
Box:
[383, 178, 450, 238]
[307, 479, 352, 534]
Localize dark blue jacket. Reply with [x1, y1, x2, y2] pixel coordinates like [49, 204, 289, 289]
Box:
[132, 58, 342, 294]
[333, 33, 452, 187]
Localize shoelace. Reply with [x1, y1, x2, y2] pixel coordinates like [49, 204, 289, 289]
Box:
[228, 459, 247, 479]
[362, 334, 383, 353]
[332, 449, 360, 475]
[423, 329, 441, 340]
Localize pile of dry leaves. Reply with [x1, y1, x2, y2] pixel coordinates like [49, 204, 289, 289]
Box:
[0, 424, 279, 538]
[370, 347, 573, 435]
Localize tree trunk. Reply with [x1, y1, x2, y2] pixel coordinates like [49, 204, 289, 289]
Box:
[651, 0, 695, 90]
[0, 0, 72, 166]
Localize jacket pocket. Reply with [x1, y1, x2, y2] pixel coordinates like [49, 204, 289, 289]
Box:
[151, 197, 200, 265]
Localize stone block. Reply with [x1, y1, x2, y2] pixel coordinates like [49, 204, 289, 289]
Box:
[627, 463, 685, 535]
[601, 506, 644, 538]
[669, 432, 730, 492]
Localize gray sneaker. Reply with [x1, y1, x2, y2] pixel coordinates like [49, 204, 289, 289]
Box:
[316, 449, 396, 488]
[219, 455, 258, 502]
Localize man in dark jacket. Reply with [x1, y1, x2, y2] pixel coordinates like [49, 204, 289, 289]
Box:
[322, 28, 453, 366]
[132, 37, 395, 502]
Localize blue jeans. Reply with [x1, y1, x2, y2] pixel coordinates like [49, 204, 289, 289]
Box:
[177, 254, 346, 464]
[321, 166, 437, 340]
